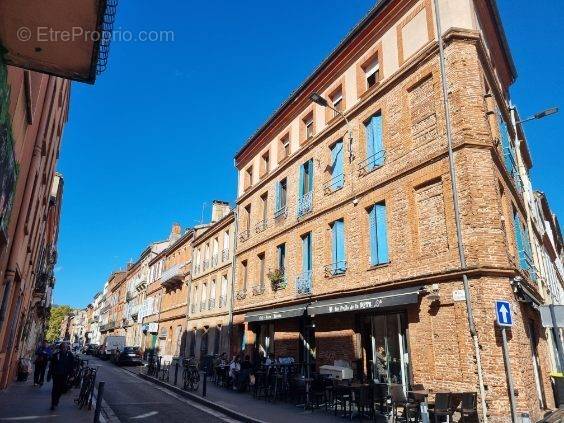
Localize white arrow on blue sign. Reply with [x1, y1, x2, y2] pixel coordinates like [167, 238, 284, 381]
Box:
[495, 300, 513, 327]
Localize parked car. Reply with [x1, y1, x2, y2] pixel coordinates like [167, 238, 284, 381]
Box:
[113, 346, 143, 366]
[101, 335, 125, 360]
[85, 344, 99, 355]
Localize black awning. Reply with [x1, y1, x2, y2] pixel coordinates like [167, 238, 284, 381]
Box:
[307, 286, 423, 316]
[245, 304, 307, 322]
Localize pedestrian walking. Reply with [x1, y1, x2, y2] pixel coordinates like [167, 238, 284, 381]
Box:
[46, 342, 74, 410]
[33, 341, 51, 386]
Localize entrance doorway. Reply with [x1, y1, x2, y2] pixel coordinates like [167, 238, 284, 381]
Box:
[363, 312, 409, 388]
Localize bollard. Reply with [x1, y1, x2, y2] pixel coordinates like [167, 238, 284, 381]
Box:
[93, 381, 105, 423]
[202, 368, 207, 397]
[174, 361, 179, 386]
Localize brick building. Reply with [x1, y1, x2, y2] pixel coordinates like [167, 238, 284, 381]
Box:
[230, 0, 556, 420]
[186, 201, 234, 360]
[99, 271, 127, 340]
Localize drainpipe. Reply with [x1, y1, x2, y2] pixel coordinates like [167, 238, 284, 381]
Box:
[432, 1, 488, 421]
[227, 207, 239, 357]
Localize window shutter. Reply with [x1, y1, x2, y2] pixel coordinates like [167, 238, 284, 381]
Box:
[366, 114, 383, 170]
[332, 141, 344, 189]
[332, 220, 345, 272]
[369, 206, 378, 266]
[275, 181, 281, 211]
[513, 212, 525, 269]
[308, 159, 314, 193]
[375, 203, 389, 264]
[499, 115, 515, 173]
[298, 163, 304, 198]
[302, 234, 311, 272]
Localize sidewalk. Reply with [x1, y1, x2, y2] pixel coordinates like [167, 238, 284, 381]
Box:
[130, 366, 358, 423]
[0, 376, 94, 422]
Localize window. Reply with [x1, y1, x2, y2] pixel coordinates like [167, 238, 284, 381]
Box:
[297, 160, 314, 217]
[192, 285, 199, 312]
[279, 133, 291, 162]
[258, 253, 265, 287]
[364, 57, 379, 89]
[513, 210, 535, 279]
[369, 202, 389, 266]
[328, 140, 344, 191]
[261, 150, 270, 176]
[261, 192, 268, 222]
[220, 275, 228, 307]
[201, 283, 207, 311]
[303, 113, 314, 141]
[362, 113, 384, 173]
[498, 112, 521, 190]
[242, 260, 248, 289]
[330, 88, 343, 116]
[275, 178, 288, 217]
[330, 219, 346, 274]
[210, 279, 216, 308]
[245, 166, 253, 190]
[302, 232, 312, 272]
[277, 243, 286, 273]
[244, 204, 252, 231]
[223, 231, 230, 249]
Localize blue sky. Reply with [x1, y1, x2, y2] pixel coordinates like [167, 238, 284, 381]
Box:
[53, 0, 563, 308]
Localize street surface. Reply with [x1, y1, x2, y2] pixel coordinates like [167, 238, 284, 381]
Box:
[90, 357, 241, 422]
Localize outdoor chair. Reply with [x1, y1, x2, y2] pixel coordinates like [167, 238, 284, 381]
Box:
[429, 392, 459, 423]
[332, 383, 352, 418]
[390, 384, 419, 422]
[459, 392, 477, 422]
[373, 383, 389, 415]
[354, 384, 375, 421]
[309, 376, 330, 411]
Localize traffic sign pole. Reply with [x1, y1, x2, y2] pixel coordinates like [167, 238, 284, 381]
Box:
[501, 326, 517, 423]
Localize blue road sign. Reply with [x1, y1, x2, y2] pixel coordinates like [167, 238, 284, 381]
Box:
[495, 300, 513, 327]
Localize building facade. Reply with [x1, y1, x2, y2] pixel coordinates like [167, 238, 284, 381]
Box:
[186, 201, 234, 360]
[230, 0, 558, 420]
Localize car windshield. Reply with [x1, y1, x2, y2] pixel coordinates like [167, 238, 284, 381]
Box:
[123, 347, 138, 353]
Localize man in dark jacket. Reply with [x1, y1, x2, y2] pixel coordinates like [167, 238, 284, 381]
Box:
[34, 341, 51, 386]
[47, 342, 74, 410]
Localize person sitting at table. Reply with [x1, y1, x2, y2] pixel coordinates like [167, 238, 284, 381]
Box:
[235, 355, 252, 392]
[229, 356, 241, 389]
[265, 353, 276, 366]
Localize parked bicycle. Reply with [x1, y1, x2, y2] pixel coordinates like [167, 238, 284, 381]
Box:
[182, 358, 200, 391]
[75, 366, 97, 410]
[159, 362, 170, 382]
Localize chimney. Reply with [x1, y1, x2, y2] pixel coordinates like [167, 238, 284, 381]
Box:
[169, 222, 182, 242]
[211, 200, 230, 222]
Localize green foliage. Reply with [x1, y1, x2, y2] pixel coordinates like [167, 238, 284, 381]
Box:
[46, 305, 73, 342]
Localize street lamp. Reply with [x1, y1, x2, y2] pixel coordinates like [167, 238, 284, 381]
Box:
[515, 107, 558, 125]
[309, 92, 354, 162]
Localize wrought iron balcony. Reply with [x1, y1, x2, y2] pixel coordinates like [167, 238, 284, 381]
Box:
[239, 229, 251, 243]
[190, 304, 197, 314]
[358, 150, 386, 176]
[208, 298, 215, 310]
[160, 263, 184, 288]
[324, 261, 347, 277]
[323, 174, 345, 194]
[255, 220, 268, 234]
[296, 270, 312, 295]
[274, 206, 288, 221]
[203, 260, 210, 271]
[211, 254, 219, 267]
[252, 284, 265, 296]
[219, 295, 227, 308]
[297, 191, 313, 218]
[236, 289, 247, 300]
[221, 249, 230, 262]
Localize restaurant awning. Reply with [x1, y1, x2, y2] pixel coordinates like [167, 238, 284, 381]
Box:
[245, 304, 307, 322]
[307, 286, 423, 316]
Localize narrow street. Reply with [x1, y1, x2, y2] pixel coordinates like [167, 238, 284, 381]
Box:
[91, 357, 241, 423]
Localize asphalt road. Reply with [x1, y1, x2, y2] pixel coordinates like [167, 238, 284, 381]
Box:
[90, 357, 240, 423]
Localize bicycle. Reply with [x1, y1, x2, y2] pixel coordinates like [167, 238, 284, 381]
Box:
[75, 367, 97, 410]
[159, 363, 170, 382]
[182, 358, 200, 391]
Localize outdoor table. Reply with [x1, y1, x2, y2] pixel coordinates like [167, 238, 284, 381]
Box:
[345, 383, 370, 420]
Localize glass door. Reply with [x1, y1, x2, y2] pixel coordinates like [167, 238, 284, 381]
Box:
[370, 313, 409, 389]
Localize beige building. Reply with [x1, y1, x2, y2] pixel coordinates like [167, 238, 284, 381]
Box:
[231, 0, 556, 420]
[186, 201, 234, 360]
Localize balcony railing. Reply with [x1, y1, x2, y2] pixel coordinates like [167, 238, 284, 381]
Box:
[208, 298, 215, 310]
[194, 264, 201, 275]
[255, 220, 268, 234]
[239, 229, 251, 243]
[219, 295, 227, 308]
[297, 191, 313, 218]
[252, 284, 265, 296]
[190, 304, 197, 314]
[358, 150, 385, 176]
[211, 253, 219, 267]
[296, 270, 312, 295]
[324, 261, 347, 277]
[274, 205, 288, 221]
[221, 249, 230, 262]
[236, 289, 247, 300]
[202, 260, 210, 271]
[160, 263, 184, 287]
[323, 174, 345, 194]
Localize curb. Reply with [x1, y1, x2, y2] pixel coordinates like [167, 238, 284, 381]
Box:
[93, 386, 121, 423]
[136, 372, 265, 423]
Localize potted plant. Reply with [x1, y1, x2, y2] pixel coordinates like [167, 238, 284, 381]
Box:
[267, 268, 286, 291]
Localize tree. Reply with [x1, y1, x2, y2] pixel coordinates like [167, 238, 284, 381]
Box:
[46, 305, 72, 342]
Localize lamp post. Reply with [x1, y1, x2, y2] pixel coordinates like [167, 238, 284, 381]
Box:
[309, 92, 354, 163]
[515, 107, 558, 125]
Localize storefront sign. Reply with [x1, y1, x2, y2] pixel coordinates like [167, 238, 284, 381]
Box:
[245, 304, 307, 322]
[308, 286, 422, 316]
